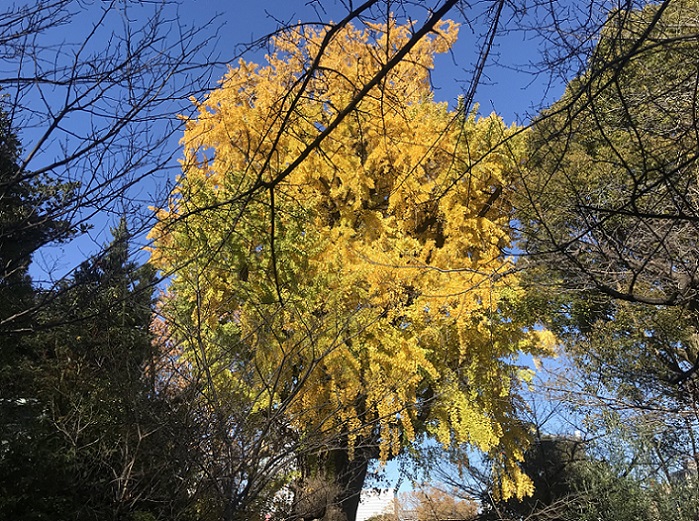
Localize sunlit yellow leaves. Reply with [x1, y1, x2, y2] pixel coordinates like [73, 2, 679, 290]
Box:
[149, 18, 549, 499]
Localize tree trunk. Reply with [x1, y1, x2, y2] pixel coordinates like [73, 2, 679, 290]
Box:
[330, 446, 371, 521]
[292, 441, 376, 521]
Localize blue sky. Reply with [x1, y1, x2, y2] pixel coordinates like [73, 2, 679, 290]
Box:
[176, 0, 563, 123]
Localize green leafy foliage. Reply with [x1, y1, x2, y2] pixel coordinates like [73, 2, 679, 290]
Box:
[520, 0, 699, 312]
[516, 2, 699, 517]
[481, 436, 653, 521]
[0, 103, 77, 336]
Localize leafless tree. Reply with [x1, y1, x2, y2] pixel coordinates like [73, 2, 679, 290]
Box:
[0, 0, 229, 334]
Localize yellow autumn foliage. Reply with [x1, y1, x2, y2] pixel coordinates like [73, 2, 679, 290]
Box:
[149, 19, 553, 499]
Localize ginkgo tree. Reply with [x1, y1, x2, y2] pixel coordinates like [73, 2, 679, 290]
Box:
[149, 19, 553, 521]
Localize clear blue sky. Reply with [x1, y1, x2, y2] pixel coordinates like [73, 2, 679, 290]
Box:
[176, 0, 562, 123]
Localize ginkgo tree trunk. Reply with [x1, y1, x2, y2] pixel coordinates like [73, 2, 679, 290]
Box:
[149, 19, 553, 521]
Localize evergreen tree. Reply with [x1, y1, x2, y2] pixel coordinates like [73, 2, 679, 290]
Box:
[0, 105, 75, 336]
[481, 436, 653, 521]
[0, 218, 196, 519]
[518, 3, 699, 516]
[0, 98, 78, 518]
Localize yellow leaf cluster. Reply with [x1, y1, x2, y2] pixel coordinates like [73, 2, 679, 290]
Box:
[149, 19, 549, 498]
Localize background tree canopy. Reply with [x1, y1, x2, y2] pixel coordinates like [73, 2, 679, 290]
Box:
[521, 0, 699, 311]
[515, 2, 699, 519]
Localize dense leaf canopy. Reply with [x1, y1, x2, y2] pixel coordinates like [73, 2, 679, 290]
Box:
[150, 20, 553, 500]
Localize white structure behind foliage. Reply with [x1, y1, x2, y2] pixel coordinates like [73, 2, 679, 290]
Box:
[356, 489, 395, 521]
